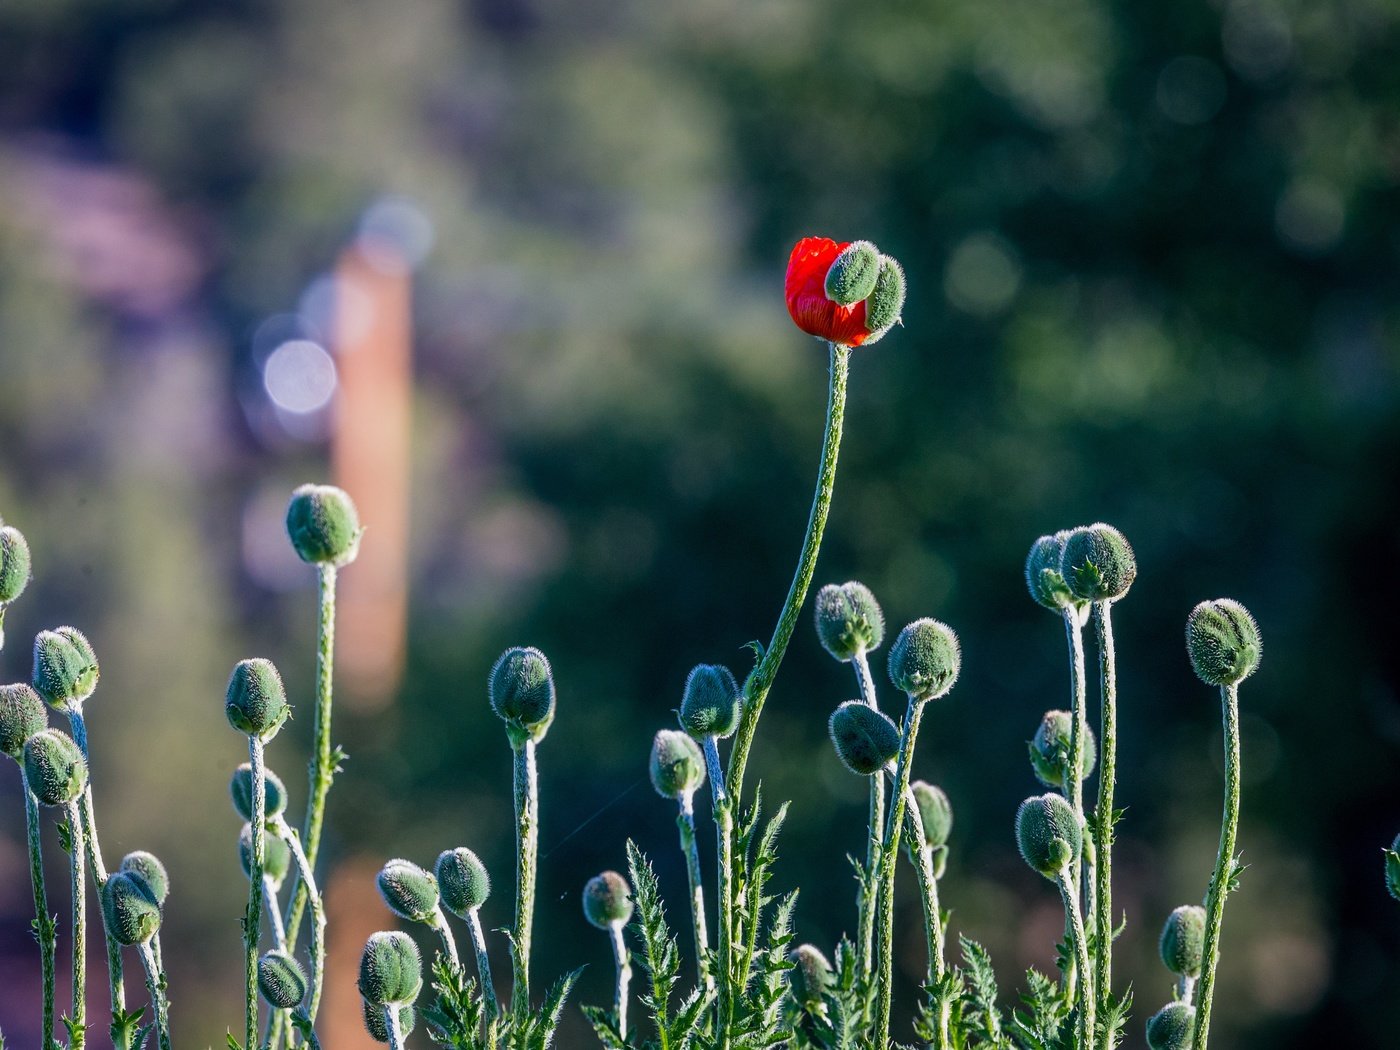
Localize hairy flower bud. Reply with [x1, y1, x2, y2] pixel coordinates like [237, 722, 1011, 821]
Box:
[1158, 904, 1206, 977]
[1028, 710, 1096, 789]
[649, 729, 705, 800]
[1145, 1002, 1195, 1050]
[910, 780, 953, 848]
[101, 870, 161, 945]
[121, 851, 170, 905]
[829, 700, 901, 776]
[824, 241, 880, 306]
[258, 950, 308, 1009]
[489, 646, 556, 741]
[0, 683, 47, 759]
[1387, 834, 1400, 903]
[358, 930, 423, 1005]
[814, 581, 885, 662]
[225, 658, 289, 740]
[1015, 793, 1081, 880]
[378, 859, 440, 923]
[1185, 599, 1261, 687]
[1025, 532, 1075, 611]
[863, 255, 906, 343]
[888, 618, 960, 701]
[240, 824, 292, 887]
[362, 1000, 416, 1043]
[436, 847, 491, 917]
[230, 763, 288, 822]
[23, 729, 88, 806]
[1060, 524, 1136, 603]
[582, 870, 633, 929]
[0, 525, 31, 605]
[286, 484, 362, 567]
[789, 943, 833, 1008]
[679, 663, 741, 740]
[32, 627, 99, 708]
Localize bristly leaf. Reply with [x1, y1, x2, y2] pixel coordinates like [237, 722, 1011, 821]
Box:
[623, 840, 681, 1050]
[580, 1006, 629, 1050]
[1227, 853, 1249, 894]
[57, 820, 74, 855]
[110, 1008, 147, 1050]
[959, 936, 1005, 1041]
[421, 953, 485, 1049]
[224, 1034, 242, 1050]
[1009, 967, 1068, 1050]
[1097, 987, 1133, 1050]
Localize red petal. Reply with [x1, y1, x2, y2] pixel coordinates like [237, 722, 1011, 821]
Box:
[785, 237, 872, 347]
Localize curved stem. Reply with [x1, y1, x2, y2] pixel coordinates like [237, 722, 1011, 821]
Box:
[609, 922, 632, 1039]
[1056, 869, 1094, 1050]
[704, 736, 734, 1046]
[1192, 683, 1241, 1050]
[23, 774, 56, 1044]
[260, 876, 289, 1049]
[138, 941, 172, 1050]
[466, 908, 500, 1031]
[430, 906, 461, 970]
[1061, 606, 1089, 1005]
[852, 649, 885, 984]
[727, 343, 850, 803]
[67, 799, 87, 1050]
[902, 794, 944, 986]
[271, 816, 327, 1030]
[385, 1004, 407, 1050]
[677, 792, 712, 992]
[1091, 600, 1118, 1033]
[246, 736, 268, 1050]
[876, 696, 925, 1048]
[511, 739, 539, 1016]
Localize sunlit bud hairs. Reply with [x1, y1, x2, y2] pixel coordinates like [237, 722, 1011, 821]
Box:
[101, 870, 162, 945]
[258, 950, 308, 1010]
[1185, 598, 1261, 687]
[0, 524, 31, 604]
[888, 618, 961, 702]
[23, 729, 88, 806]
[1384, 833, 1400, 903]
[649, 728, 706, 800]
[121, 851, 170, 906]
[910, 780, 953, 848]
[358, 930, 423, 1006]
[1060, 523, 1137, 603]
[377, 858, 440, 923]
[829, 700, 901, 776]
[225, 658, 290, 740]
[582, 870, 633, 930]
[32, 627, 99, 708]
[435, 847, 490, 918]
[286, 483, 362, 567]
[678, 663, 741, 739]
[788, 944, 833, 1009]
[824, 241, 880, 306]
[814, 581, 885, 662]
[861, 254, 906, 344]
[1025, 532, 1076, 611]
[240, 824, 292, 887]
[362, 1000, 417, 1044]
[489, 645, 556, 743]
[1158, 904, 1206, 977]
[1014, 792, 1081, 880]
[230, 763, 288, 822]
[0, 683, 47, 759]
[1028, 709, 1097, 789]
[1145, 1001, 1196, 1050]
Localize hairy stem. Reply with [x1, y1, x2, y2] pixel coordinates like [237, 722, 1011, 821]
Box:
[704, 736, 734, 1046]
[727, 343, 850, 803]
[1091, 600, 1118, 1031]
[1062, 606, 1089, 1005]
[852, 649, 885, 984]
[23, 774, 56, 1044]
[511, 739, 539, 1016]
[903, 794, 944, 985]
[385, 1004, 407, 1050]
[271, 816, 327, 1030]
[677, 791, 712, 992]
[1192, 683, 1241, 1050]
[247, 736, 268, 1050]
[610, 921, 632, 1039]
[67, 799, 86, 1050]
[137, 941, 172, 1050]
[260, 875, 289, 1050]
[1057, 869, 1095, 1050]
[466, 908, 500, 1031]
[876, 696, 926, 1048]
[430, 906, 461, 970]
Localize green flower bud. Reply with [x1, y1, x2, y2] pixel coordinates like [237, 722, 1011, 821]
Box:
[862, 255, 906, 343]
[1145, 1002, 1195, 1050]
[1014, 793, 1081, 880]
[436, 847, 490, 917]
[32, 627, 99, 708]
[814, 581, 885, 662]
[378, 859, 440, 923]
[0, 525, 31, 604]
[362, 999, 416, 1043]
[230, 763, 288, 822]
[286, 484, 362, 567]
[1060, 523, 1136, 603]
[582, 870, 633, 929]
[678, 663, 741, 740]
[888, 618, 960, 702]
[0, 683, 47, 759]
[121, 851, 170, 906]
[1028, 710, 1096, 789]
[1386, 835, 1400, 903]
[1185, 599, 1261, 687]
[239, 824, 292, 887]
[489, 646, 556, 741]
[788, 943, 833, 1009]
[910, 780, 953, 848]
[101, 871, 161, 945]
[1158, 904, 1206, 977]
[649, 728, 706, 800]
[225, 658, 289, 740]
[258, 950, 308, 1009]
[1025, 532, 1076, 611]
[828, 700, 901, 776]
[824, 241, 880, 306]
[358, 930, 423, 1005]
[23, 729, 88, 806]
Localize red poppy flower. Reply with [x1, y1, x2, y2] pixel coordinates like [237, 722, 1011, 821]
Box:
[785, 237, 873, 347]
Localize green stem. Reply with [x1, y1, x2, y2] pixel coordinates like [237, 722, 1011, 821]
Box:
[1062, 606, 1088, 1007]
[23, 775, 56, 1045]
[247, 736, 268, 1050]
[67, 800, 87, 1050]
[271, 816, 327, 1031]
[137, 941, 172, 1050]
[385, 1004, 407, 1050]
[726, 343, 850, 804]
[902, 793, 944, 985]
[1056, 869, 1094, 1050]
[852, 649, 885, 985]
[511, 739, 539, 1016]
[876, 696, 926, 1048]
[1192, 683, 1241, 1050]
[609, 922, 632, 1040]
[677, 792, 712, 992]
[704, 736, 734, 1046]
[1091, 600, 1117, 1034]
[261, 877, 289, 1050]
[430, 906, 462, 970]
[466, 908, 500, 1034]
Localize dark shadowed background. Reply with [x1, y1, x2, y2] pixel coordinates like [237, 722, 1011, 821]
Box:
[0, 0, 1398, 1046]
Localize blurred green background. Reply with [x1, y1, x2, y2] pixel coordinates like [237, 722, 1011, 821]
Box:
[1, 0, 1398, 1046]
